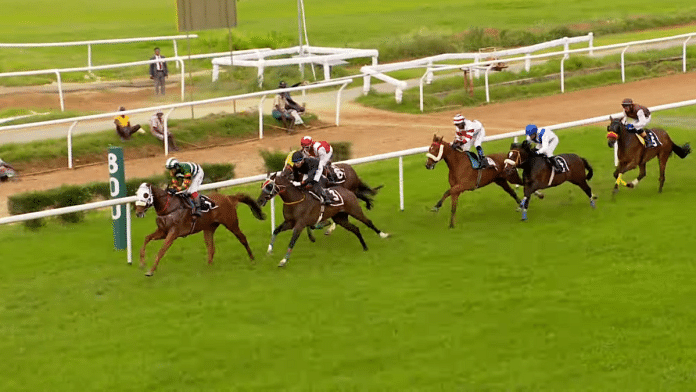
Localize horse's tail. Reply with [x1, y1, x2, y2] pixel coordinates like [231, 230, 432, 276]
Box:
[582, 158, 594, 181]
[355, 181, 383, 210]
[231, 193, 266, 221]
[672, 142, 691, 159]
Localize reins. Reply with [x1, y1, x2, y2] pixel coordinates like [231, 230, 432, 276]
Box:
[155, 193, 172, 215]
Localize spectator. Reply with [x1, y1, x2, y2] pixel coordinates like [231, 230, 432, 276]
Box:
[0, 158, 17, 182]
[149, 110, 179, 151]
[149, 47, 168, 95]
[272, 80, 306, 132]
[114, 106, 144, 140]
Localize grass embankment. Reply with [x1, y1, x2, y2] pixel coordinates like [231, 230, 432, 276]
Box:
[1, 115, 694, 390]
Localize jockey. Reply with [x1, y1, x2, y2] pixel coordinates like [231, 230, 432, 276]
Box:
[621, 98, 654, 147]
[525, 124, 562, 172]
[451, 113, 488, 168]
[300, 136, 335, 181]
[291, 150, 330, 204]
[165, 157, 205, 217]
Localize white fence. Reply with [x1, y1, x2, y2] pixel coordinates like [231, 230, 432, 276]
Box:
[2, 98, 695, 265]
[0, 78, 354, 168]
[211, 45, 379, 86]
[0, 35, 198, 72]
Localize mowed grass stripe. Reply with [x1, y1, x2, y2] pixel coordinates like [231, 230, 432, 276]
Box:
[0, 123, 694, 390]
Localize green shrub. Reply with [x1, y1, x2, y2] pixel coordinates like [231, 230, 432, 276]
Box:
[260, 149, 290, 172]
[331, 142, 352, 162]
[201, 163, 236, 183]
[54, 186, 92, 223]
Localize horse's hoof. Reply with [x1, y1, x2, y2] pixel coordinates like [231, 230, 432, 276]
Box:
[267, 245, 273, 254]
[590, 200, 596, 209]
[278, 258, 288, 267]
[379, 232, 390, 239]
[145, 271, 154, 277]
[431, 206, 440, 213]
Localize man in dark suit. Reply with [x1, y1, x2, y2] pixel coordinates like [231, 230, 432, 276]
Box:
[149, 47, 168, 95]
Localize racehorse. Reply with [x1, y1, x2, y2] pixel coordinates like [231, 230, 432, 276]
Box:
[282, 160, 383, 237]
[135, 183, 266, 276]
[425, 134, 525, 228]
[606, 117, 691, 194]
[257, 171, 389, 267]
[504, 140, 596, 221]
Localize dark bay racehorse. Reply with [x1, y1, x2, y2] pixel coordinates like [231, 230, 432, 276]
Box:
[257, 172, 389, 267]
[504, 141, 596, 221]
[135, 183, 265, 276]
[606, 117, 691, 193]
[425, 134, 524, 228]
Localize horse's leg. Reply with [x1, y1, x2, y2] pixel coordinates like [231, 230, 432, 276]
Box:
[139, 228, 167, 270]
[332, 213, 368, 251]
[448, 186, 467, 228]
[494, 178, 521, 204]
[657, 151, 669, 193]
[222, 221, 255, 261]
[324, 221, 337, 236]
[203, 229, 216, 265]
[520, 186, 537, 221]
[432, 188, 452, 212]
[306, 227, 316, 242]
[627, 162, 647, 189]
[269, 220, 293, 255]
[279, 225, 305, 267]
[146, 230, 178, 276]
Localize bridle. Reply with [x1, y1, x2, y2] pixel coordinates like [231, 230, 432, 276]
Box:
[260, 177, 306, 205]
[504, 149, 522, 168]
[426, 142, 444, 162]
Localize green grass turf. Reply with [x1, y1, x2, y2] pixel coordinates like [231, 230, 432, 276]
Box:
[1, 118, 694, 390]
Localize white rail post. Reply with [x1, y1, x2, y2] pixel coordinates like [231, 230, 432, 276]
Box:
[126, 202, 133, 264]
[67, 121, 78, 169]
[525, 52, 531, 72]
[683, 37, 692, 73]
[163, 108, 175, 156]
[560, 54, 569, 93]
[484, 63, 494, 103]
[621, 46, 629, 83]
[419, 71, 428, 112]
[270, 197, 276, 235]
[335, 81, 349, 126]
[426, 60, 434, 84]
[398, 156, 404, 211]
[55, 71, 65, 112]
[87, 44, 93, 73]
[259, 95, 267, 139]
[362, 74, 371, 95]
[588, 32, 594, 56]
[173, 39, 179, 69]
[178, 60, 185, 101]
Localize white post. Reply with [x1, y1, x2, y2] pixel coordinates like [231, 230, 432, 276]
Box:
[335, 82, 349, 126]
[588, 32, 594, 56]
[426, 60, 434, 84]
[55, 71, 65, 112]
[270, 197, 276, 234]
[67, 121, 78, 169]
[398, 156, 404, 211]
[259, 95, 267, 139]
[212, 64, 220, 81]
[178, 60, 185, 101]
[563, 37, 570, 53]
[419, 71, 428, 112]
[87, 44, 92, 72]
[163, 108, 175, 156]
[323, 61, 331, 80]
[621, 46, 629, 83]
[525, 52, 531, 72]
[362, 74, 371, 95]
[560, 54, 569, 93]
[257, 64, 265, 87]
[474, 54, 481, 78]
[683, 37, 692, 73]
[484, 64, 494, 103]
[126, 202, 132, 264]
[173, 39, 179, 69]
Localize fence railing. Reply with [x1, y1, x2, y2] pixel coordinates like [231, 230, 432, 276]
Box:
[0, 78, 354, 167]
[2, 98, 695, 265]
[0, 35, 198, 72]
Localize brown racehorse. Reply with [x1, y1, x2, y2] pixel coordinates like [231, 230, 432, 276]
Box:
[606, 117, 691, 194]
[504, 141, 596, 221]
[425, 134, 524, 228]
[135, 183, 266, 276]
[257, 171, 389, 267]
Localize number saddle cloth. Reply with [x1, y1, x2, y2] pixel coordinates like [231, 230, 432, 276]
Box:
[637, 129, 661, 148]
[463, 151, 496, 170]
[307, 187, 345, 207]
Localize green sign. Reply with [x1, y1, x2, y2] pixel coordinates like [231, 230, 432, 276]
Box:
[108, 147, 127, 250]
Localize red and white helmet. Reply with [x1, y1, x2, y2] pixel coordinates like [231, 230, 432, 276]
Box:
[300, 136, 313, 148]
[453, 114, 465, 125]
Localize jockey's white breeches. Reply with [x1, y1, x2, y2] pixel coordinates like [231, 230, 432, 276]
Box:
[314, 150, 333, 182]
[185, 169, 205, 195]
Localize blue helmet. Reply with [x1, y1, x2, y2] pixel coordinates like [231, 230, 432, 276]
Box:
[525, 124, 538, 136]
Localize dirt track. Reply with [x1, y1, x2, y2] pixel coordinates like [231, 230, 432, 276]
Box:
[1, 72, 695, 216]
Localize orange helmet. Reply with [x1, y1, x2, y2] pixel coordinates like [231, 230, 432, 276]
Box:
[300, 136, 313, 148]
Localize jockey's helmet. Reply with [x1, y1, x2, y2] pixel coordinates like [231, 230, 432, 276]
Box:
[621, 98, 633, 107]
[165, 157, 179, 170]
[300, 136, 313, 148]
[291, 151, 304, 163]
[279, 81, 287, 89]
[453, 114, 465, 125]
[525, 124, 538, 136]
[119, 106, 126, 111]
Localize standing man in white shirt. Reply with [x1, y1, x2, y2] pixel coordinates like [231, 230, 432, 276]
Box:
[149, 47, 168, 95]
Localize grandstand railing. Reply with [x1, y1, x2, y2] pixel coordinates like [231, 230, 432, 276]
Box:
[2, 98, 695, 265]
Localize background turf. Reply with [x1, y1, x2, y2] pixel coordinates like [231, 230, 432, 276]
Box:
[1, 113, 694, 390]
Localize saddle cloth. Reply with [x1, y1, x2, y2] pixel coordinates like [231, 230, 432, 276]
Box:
[178, 194, 217, 213]
[464, 151, 496, 169]
[308, 188, 345, 206]
[638, 130, 662, 148]
[325, 166, 346, 184]
[551, 156, 569, 173]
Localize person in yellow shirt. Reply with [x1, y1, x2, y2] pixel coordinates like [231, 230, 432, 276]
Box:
[114, 107, 144, 140]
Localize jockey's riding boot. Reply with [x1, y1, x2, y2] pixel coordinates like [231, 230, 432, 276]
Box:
[551, 158, 562, 173]
[476, 146, 488, 168]
[320, 188, 331, 205]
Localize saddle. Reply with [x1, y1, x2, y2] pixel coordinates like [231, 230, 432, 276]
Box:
[636, 130, 661, 148]
[464, 151, 495, 170]
[549, 156, 569, 173]
[308, 188, 344, 206]
[175, 193, 218, 214]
